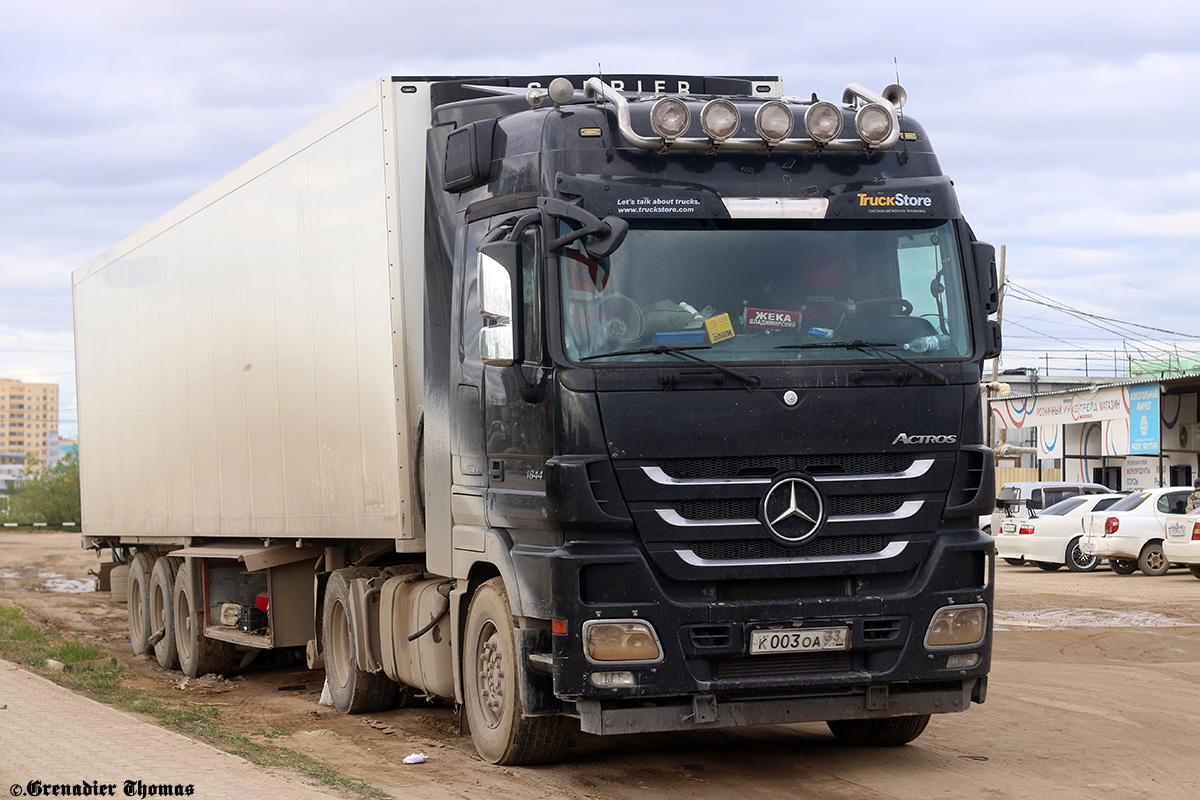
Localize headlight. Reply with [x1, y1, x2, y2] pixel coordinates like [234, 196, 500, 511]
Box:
[855, 103, 894, 146]
[755, 101, 794, 143]
[650, 97, 691, 140]
[701, 99, 740, 141]
[583, 620, 663, 663]
[924, 604, 987, 649]
[804, 101, 843, 143]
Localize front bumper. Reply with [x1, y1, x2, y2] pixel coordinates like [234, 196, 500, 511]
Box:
[513, 529, 992, 724]
[577, 678, 985, 734]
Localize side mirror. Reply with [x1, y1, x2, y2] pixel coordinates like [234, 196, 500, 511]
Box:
[585, 215, 629, 259]
[478, 240, 521, 366]
[972, 241, 998, 315]
[984, 320, 1002, 360]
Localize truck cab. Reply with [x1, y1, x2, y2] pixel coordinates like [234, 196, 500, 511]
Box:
[421, 75, 999, 760]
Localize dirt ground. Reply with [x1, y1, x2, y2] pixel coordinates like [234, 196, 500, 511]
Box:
[3, 532, 1199, 800]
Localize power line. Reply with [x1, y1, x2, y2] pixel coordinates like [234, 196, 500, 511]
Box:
[1007, 281, 1200, 340]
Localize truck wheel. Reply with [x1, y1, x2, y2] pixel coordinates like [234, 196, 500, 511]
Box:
[463, 578, 569, 765]
[1033, 561, 1062, 572]
[1189, 565, 1200, 580]
[323, 568, 397, 714]
[1065, 538, 1099, 572]
[1002, 558, 1025, 567]
[174, 565, 237, 678]
[827, 714, 931, 746]
[1109, 558, 1138, 575]
[1138, 542, 1169, 577]
[128, 552, 157, 654]
[149, 557, 182, 669]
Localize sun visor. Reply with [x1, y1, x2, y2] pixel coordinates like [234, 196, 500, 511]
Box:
[555, 173, 729, 218]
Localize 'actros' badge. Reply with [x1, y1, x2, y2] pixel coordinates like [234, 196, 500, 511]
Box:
[760, 473, 826, 544]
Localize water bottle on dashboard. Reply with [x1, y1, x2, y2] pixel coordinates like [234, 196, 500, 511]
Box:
[903, 333, 952, 353]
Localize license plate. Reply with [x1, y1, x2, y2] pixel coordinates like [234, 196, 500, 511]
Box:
[1001, 522, 1017, 535]
[749, 627, 848, 655]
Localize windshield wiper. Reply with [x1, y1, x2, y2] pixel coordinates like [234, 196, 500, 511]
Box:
[775, 340, 948, 385]
[581, 345, 761, 390]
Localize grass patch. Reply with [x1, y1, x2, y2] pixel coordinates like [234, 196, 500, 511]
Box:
[0, 602, 386, 799]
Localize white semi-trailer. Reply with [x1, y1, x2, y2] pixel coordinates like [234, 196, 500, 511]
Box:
[74, 74, 999, 764]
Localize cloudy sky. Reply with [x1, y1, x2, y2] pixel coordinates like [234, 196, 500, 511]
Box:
[3, 0, 1199, 437]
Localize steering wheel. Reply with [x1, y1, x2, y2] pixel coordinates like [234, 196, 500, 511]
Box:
[597, 293, 645, 342]
[854, 296, 913, 316]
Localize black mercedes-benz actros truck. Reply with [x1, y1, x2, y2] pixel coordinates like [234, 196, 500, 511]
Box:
[75, 72, 998, 767]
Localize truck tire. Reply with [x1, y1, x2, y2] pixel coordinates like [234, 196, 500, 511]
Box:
[1065, 537, 1099, 572]
[463, 578, 569, 765]
[174, 565, 237, 678]
[1138, 542, 1169, 577]
[149, 557, 182, 669]
[827, 714, 931, 746]
[323, 567, 397, 714]
[128, 552, 157, 654]
[1109, 558, 1138, 575]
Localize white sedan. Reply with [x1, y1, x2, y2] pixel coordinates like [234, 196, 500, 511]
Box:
[1081, 486, 1193, 576]
[994, 494, 1124, 572]
[1162, 509, 1200, 580]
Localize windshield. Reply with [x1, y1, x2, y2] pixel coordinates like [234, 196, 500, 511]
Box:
[560, 219, 973, 363]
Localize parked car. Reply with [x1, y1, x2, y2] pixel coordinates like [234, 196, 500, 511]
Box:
[1161, 509, 1200, 580]
[988, 481, 1112, 535]
[1080, 486, 1193, 576]
[994, 493, 1124, 572]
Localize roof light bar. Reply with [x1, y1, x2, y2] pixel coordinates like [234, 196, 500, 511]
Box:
[583, 77, 903, 153]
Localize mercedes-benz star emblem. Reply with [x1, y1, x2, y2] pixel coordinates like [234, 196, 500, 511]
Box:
[761, 474, 825, 543]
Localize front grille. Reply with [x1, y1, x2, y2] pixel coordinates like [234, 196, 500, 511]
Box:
[717, 651, 853, 679]
[672, 494, 905, 521]
[690, 535, 893, 561]
[658, 454, 914, 481]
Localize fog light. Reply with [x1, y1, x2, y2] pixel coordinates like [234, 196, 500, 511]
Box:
[650, 97, 691, 140]
[583, 620, 663, 663]
[925, 604, 987, 649]
[804, 101, 843, 143]
[755, 101, 794, 143]
[946, 653, 981, 669]
[590, 671, 636, 688]
[855, 103, 894, 146]
[701, 99, 740, 141]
